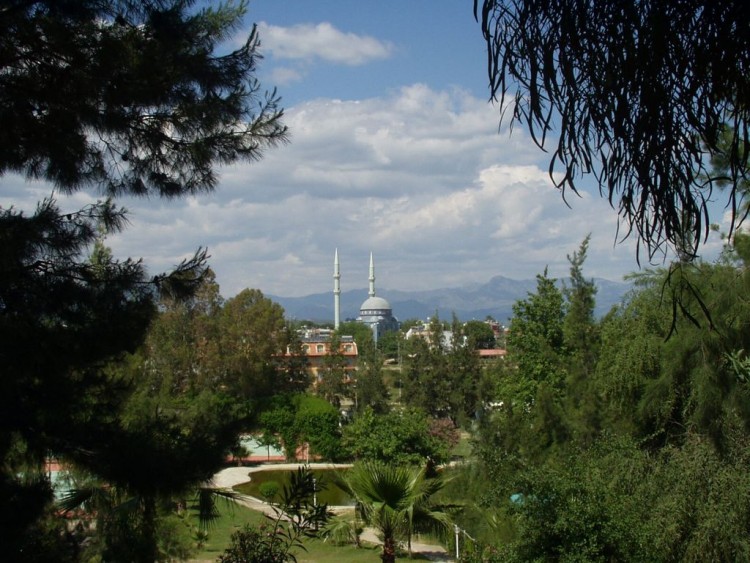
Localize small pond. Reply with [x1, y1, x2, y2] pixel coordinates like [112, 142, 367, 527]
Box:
[233, 468, 354, 506]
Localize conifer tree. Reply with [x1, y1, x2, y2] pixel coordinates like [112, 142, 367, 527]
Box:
[1, 1, 287, 556]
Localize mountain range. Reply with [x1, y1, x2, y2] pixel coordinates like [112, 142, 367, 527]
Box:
[269, 275, 632, 325]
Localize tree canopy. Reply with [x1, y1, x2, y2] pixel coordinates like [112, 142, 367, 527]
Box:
[1, 0, 287, 196]
[475, 0, 750, 263]
[1, 1, 286, 557]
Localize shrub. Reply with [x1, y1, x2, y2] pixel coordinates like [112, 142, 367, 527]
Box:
[259, 481, 280, 502]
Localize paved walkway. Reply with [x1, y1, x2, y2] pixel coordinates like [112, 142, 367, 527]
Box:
[211, 464, 454, 561]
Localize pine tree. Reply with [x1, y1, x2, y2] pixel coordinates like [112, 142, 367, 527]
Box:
[1, 1, 287, 556]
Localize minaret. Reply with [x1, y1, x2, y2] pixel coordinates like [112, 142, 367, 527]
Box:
[334, 248, 341, 329]
[368, 251, 376, 298]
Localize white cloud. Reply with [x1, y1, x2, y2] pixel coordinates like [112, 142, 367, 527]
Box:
[4, 85, 688, 298]
[268, 66, 306, 86]
[257, 22, 394, 66]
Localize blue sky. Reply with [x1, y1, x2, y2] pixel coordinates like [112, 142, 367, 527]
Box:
[4, 1, 728, 299]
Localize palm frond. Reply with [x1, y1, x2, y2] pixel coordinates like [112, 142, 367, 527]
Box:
[57, 485, 113, 514]
[194, 486, 239, 531]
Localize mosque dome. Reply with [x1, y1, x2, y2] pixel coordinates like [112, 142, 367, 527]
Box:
[334, 250, 399, 343]
[360, 295, 391, 312]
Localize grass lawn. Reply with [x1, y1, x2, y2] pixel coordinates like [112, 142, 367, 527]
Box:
[451, 430, 473, 459]
[190, 502, 383, 562]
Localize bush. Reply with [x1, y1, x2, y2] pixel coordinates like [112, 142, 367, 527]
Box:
[259, 481, 280, 502]
[217, 524, 288, 563]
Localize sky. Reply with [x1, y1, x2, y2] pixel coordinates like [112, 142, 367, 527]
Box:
[4, 0, 730, 299]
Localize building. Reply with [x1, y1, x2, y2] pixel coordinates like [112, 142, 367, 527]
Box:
[333, 250, 399, 343]
[290, 327, 359, 380]
[354, 252, 399, 343]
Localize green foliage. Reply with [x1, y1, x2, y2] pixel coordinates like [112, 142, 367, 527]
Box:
[340, 461, 452, 563]
[342, 407, 451, 466]
[293, 395, 342, 461]
[472, 236, 750, 560]
[316, 332, 351, 408]
[1, 0, 287, 195]
[402, 335, 452, 417]
[258, 396, 298, 458]
[401, 313, 484, 425]
[594, 256, 750, 449]
[321, 515, 363, 547]
[506, 269, 567, 402]
[219, 466, 331, 563]
[338, 321, 375, 351]
[355, 337, 390, 414]
[259, 481, 280, 502]
[0, 199, 159, 555]
[220, 289, 288, 400]
[562, 235, 598, 365]
[2, 0, 286, 556]
[218, 524, 290, 563]
[275, 324, 312, 395]
[464, 320, 496, 350]
[377, 329, 403, 360]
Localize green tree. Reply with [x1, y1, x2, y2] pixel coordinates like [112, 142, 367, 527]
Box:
[339, 320, 375, 351]
[257, 431, 281, 462]
[505, 269, 567, 404]
[316, 332, 350, 408]
[258, 395, 297, 460]
[356, 338, 391, 414]
[1, 1, 286, 196]
[595, 251, 750, 450]
[377, 329, 404, 361]
[475, 0, 750, 262]
[0, 200, 160, 555]
[1, 0, 286, 556]
[143, 268, 224, 396]
[220, 289, 287, 400]
[464, 320, 496, 350]
[562, 235, 598, 363]
[341, 461, 452, 563]
[293, 395, 342, 461]
[446, 315, 483, 425]
[401, 314, 458, 419]
[275, 323, 311, 394]
[342, 407, 451, 466]
[561, 235, 601, 443]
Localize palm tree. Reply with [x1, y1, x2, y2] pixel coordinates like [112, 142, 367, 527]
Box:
[340, 461, 452, 563]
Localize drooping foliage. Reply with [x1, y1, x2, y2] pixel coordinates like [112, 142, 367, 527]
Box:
[475, 0, 750, 263]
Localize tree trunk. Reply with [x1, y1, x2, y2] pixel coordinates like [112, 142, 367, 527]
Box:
[381, 535, 397, 563]
[141, 495, 159, 563]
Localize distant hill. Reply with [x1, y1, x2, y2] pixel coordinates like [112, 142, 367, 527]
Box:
[269, 275, 632, 325]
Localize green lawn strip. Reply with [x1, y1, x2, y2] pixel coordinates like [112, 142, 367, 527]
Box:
[451, 430, 474, 459]
[191, 500, 380, 562]
[296, 537, 382, 562]
[191, 502, 266, 560]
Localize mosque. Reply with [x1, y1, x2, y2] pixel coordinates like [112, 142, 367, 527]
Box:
[334, 250, 399, 343]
